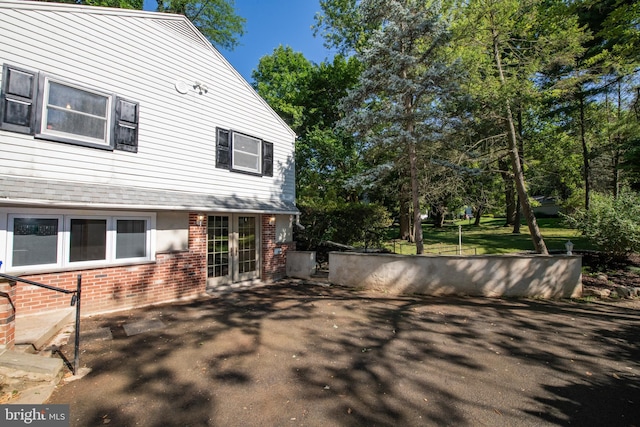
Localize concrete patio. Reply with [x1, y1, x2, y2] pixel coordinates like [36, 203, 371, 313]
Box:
[35, 279, 640, 426]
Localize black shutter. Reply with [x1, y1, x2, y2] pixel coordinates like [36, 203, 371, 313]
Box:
[262, 141, 273, 177]
[0, 64, 39, 134]
[113, 97, 139, 152]
[216, 128, 230, 169]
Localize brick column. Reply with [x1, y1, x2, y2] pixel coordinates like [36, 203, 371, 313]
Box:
[0, 278, 17, 350]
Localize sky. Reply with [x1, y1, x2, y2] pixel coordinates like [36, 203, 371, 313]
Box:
[143, 0, 336, 83]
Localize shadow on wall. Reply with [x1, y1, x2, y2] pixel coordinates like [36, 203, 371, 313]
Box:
[328, 252, 582, 298]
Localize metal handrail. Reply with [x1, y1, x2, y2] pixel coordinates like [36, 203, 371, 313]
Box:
[0, 271, 81, 375]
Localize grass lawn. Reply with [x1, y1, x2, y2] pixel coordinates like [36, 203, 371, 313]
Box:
[383, 217, 593, 255]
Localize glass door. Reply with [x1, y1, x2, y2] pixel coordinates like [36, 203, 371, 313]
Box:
[207, 214, 259, 287]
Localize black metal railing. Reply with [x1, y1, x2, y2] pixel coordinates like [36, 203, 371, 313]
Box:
[0, 271, 81, 375]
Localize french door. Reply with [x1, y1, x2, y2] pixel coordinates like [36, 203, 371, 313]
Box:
[206, 214, 260, 287]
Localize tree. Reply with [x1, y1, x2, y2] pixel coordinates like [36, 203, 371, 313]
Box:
[565, 191, 640, 257]
[38, 0, 142, 8]
[251, 46, 313, 131]
[339, 0, 458, 254]
[155, 0, 245, 50]
[453, 0, 587, 253]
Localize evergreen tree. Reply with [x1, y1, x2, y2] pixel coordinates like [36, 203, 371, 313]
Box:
[340, 0, 457, 254]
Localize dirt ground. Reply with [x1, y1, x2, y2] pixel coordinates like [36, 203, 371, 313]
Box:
[45, 280, 640, 427]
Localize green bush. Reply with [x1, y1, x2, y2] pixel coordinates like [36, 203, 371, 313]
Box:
[295, 202, 392, 249]
[564, 191, 640, 256]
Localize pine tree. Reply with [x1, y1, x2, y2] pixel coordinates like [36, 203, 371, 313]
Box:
[340, 0, 456, 254]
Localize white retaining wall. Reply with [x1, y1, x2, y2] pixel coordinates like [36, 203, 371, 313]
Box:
[286, 251, 316, 279]
[329, 252, 582, 298]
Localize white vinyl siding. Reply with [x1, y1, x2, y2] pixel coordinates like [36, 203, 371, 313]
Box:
[0, 4, 296, 208]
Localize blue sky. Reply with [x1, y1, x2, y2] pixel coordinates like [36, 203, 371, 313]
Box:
[143, 0, 336, 83]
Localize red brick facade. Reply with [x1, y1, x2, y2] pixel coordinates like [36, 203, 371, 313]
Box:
[14, 213, 207, 316]
[8, 213, 293, 318]
[0, 278, 16, 349]
[261, 215, 295, 282]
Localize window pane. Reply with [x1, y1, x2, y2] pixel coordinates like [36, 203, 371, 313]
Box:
[45, 81, 109, 143]
[49, 82, 107, 116]
[12, 218, 58, 266]
[116, 219, 147, 259]
[70, 219, 106, 262]
[233, 133, 261, 173]
[46, 108, 106, 140]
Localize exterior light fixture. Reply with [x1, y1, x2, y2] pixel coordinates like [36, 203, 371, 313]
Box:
[196, 214, 205, 227]
[269, 216, 276, 225]
[565, 240, 574, 255]
[193, 81, 208, 95]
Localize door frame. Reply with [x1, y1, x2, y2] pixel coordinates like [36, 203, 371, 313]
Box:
[206, 213, 260, 288]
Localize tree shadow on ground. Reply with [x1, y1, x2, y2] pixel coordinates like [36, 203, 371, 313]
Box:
[49, 281, 640, 426]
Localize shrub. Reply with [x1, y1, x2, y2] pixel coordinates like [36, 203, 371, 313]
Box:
[564, 191, 640, 256]
[295, 201, 392, 249]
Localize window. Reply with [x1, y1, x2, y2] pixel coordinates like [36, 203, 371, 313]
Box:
[232, 133, 262, 173]
[69, 218, 107, 262]
[216, 128, 273, 177]
[11, 217, 61, 267]
[5, 213, 152, 271]
[0, 64, 139, 152]
[116, 219, 147, 259]
[42, 79, 111, 146]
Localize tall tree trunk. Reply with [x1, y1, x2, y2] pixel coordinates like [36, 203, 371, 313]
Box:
[499, 159, 517, 226]
[409, 139, 424, 253]
[613, 80, 622, 199]
[491, 26, 548, 254]
[399, 191, 411, 241]
[513, 195, 522, 234]
[579, 91, 591, 210]
[513, 106, 524, 235]
[433, 206, 445, 228]
[474, 205, 483, 226]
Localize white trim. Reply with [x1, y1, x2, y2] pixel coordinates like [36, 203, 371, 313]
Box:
[39, 76, 113, 147]
[0, 198, 299, 215]
[1, 208, 156, 273]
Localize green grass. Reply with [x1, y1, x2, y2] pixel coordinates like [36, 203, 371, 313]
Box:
[383, 217, 593, 255]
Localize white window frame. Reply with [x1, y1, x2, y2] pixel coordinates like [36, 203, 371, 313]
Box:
[232, 132, 262, 174]
[64, 215, 111, 268]
[3, 210, 154, 273]
[39, 76, 112, 147]
[6, 214, 64, 270]
[113, 216, 152, 262]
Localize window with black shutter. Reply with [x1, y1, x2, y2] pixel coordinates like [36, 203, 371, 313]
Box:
[216, 128, 274, 177]
[262, 141, 273, 177]
[0, 64, 39, 134]
[1, 63, 140, 153]
[216, 128, 231, 169]
[114, 97, 139, 152]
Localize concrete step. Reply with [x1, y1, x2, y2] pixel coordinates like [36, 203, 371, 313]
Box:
[0, 349, 65, 404]
[0, 350, 64, 383]
[15, 308, 75, 351]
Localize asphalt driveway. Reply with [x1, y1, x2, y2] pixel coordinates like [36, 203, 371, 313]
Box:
[48, 280, 640, 426]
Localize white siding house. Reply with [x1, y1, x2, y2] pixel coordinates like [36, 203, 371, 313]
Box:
[0, 1, 297, 315]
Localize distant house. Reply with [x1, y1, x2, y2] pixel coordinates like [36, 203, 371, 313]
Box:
[532, 196, 560, 217]
[0, 1, 297, 316]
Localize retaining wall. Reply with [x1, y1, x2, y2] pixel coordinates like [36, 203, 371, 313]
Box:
[329, 252, 582, 298]
[286, 251, 317, 279]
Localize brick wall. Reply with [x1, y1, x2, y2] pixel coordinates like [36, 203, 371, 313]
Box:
[0, 279, 16, 349]
[10, 213, 294, 317]
[261, 214, 295, 282]
[14, 213, 207, 316]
